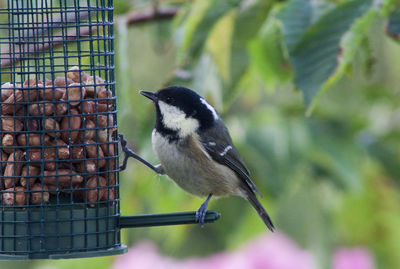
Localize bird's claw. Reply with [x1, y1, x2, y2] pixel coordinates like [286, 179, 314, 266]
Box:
[195, 194, 212, 227]
[195, 204, 208, 227]
[118, 133, 164, 174]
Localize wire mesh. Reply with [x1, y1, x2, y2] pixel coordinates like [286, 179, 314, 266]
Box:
[0, 0, 121, 258]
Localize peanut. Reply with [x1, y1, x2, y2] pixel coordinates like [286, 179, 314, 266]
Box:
[54, 77, 73, 87]
[53, 140, 70, 160]
[45, 183, 58, 195]
[85, 139, 105, 168]
[102, 158, 116, 185]
[80, 119, 96, 140]
[26, 150, 41, 163]
[95, 114, 114, 128]
[2, 186, 26, 205]
[23, 78, 42, 88]
[1, 93, 22, 114]
[21, 78, 41, 102]
[84, 75, 104, 98]
[43, 169, 83, 186]
[43, 148, 56, 171]
[1, 118, 23, 132]
[67, 66, 89, 83]
[100, 142, 115, 157]
[3, 150, 24, 188]
[98, 129, 116, 156]
[98, 129, 108, 143]
[39, 87, 65, 101]
[20, 166, 40, 187]
[43, 118, 60, 137]
[71, 146, 84, 160]
[17, 134, 50, 146]
[81, 100, 95, 115]
[63, 83, 86, 106]
[0, 151, 8, 169]
[63, 183, 84, 197]
[28, 102, 54, 116]
[61, 108, 81, 143]
[57, 162, 72, 170]
[104, 187, 116, 202]
[2, 134, 15, 154]
[1, 88, 38, 115]
[45, 78, 53, 86]
[97, 103, 110, 112]
[55, 102, 68, 116]
[97, 88, 113, 106]
[15, 107, 26, 116]
[1, 82, 14, 101]
[86, 176, 107, 206]
[27, 119, 39, 131]
[30, 184, 50, 204]
[76, 160, 97, 174]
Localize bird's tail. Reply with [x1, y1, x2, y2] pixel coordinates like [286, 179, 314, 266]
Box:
[246, 194, 275, 232]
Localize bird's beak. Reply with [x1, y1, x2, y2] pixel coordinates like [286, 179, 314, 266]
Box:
[139, 90, 157, 102]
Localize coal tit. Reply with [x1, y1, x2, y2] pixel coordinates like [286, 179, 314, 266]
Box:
[137, 86, 274, 231]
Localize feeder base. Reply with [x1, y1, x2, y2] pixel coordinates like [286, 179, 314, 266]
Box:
[0, 245, 127, 260]
[0, 204, 123, 260]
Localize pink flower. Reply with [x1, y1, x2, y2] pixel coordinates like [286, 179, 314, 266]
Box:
[177, 253, 229, 269]
[113, 232, 316, 269]
[333, 247, 375, 269]
[113, 236, 375, 269]
[237, 233, 315, 269]
[112, 241, 179, 269]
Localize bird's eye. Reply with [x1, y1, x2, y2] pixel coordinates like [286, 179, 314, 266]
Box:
[166, 97, 174, 104]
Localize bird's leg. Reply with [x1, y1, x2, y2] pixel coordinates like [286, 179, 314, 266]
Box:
[119, 133, 164, 174]
[195, 194, 213, 227]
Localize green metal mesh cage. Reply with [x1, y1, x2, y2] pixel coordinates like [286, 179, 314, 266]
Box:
[0, 0, 123, 259]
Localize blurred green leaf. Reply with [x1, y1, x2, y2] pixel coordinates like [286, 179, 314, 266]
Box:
[191, 53, 224, 109]
[205, 10, 235, 83]
[290, 0, 373, 109]
[175, 0, 242, 59]
[114, 0, 132, 15]
[314, 8, 379, 101]
[309, 1, 336, 23]
[225, 0, 272, 101]
[308, 131, 362, 191]
[276, 0, 312, 53]
[249, 16, 291, 88]
[276, 179, 335, 268]
[336, 176, 400, 269]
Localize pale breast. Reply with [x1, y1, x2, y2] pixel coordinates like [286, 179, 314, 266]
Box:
[152, 130, 240, 197]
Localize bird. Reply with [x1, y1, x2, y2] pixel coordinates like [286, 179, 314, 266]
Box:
[124, 86, 274, 231]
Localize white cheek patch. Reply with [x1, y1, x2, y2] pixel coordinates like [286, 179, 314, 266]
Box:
[158, 101, 199, 137]
[200, 98, 219, 120]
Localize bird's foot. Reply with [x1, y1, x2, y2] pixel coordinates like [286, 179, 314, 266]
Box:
[118, 133, 164, 174]
[195, 194, 212, 227]
[195, 205, 207, 227]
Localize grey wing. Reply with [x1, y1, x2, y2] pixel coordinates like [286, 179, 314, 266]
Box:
[199, 120, 261, 197]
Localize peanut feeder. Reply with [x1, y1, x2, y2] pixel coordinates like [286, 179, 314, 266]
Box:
[0, 0, 219, 260]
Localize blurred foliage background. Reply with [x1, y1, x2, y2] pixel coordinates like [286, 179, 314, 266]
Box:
[1, 0, 400, 268]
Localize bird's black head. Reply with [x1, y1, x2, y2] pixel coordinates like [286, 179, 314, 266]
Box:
[140, 86, 219, 139]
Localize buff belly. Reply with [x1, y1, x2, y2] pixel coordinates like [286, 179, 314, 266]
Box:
[152, 131, 240, 197]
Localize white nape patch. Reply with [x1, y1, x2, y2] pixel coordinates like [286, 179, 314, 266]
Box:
[208, 141, 216, 146]
[158, 100, 199, 137]
[200, 98, 219, 120]
[220, 145, 232, 156]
